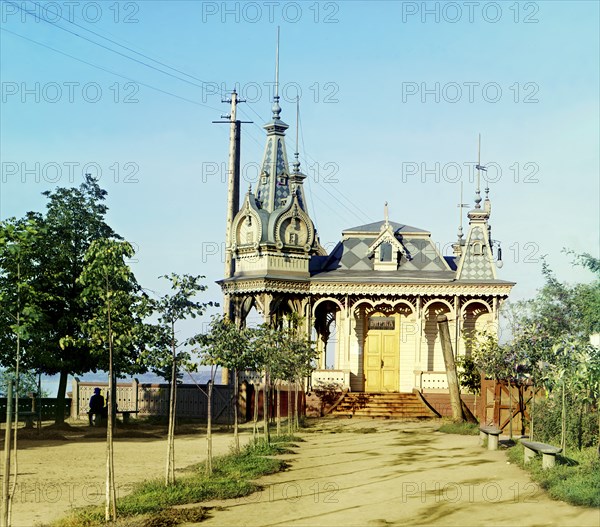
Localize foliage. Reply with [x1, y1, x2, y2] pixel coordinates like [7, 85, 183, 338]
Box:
[530, 397, 598, 449]
[472, 251, 600, 450]
[437, 420, 479, 436]
[0, 177, 123, 423]
[191, 315, 254, 373]
[142, 274, 214, 382]
[0, 216, 45, 370]
[0, 368, 48, 397]
[507, 445, 600, 508]
[455, 355, 481, 395]
[75, 239, 149, 375]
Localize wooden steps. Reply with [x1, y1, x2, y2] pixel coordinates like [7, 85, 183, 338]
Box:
[329, 392, 439, 419]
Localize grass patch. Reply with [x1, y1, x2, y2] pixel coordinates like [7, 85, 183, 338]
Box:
[52, 438, 291, 527]
[437, 421, 479, 435]
[507, 444, 600, 508]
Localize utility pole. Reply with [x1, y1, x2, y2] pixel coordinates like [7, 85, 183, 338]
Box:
[213, 91, 252, 386]
[213, 90, 252, 319]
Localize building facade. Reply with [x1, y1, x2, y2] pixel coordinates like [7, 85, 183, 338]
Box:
[219, 95, 513, 393]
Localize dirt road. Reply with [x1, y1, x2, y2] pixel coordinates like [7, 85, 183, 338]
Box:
[5, 419, 599, 527]
[197, 420, 599, 527]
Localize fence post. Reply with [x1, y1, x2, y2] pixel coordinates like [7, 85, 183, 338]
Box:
[71, 377, 80, 420]
[132, 378, 139, 418]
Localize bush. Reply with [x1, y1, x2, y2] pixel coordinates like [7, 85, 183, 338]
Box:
[531, 396, 599, 449]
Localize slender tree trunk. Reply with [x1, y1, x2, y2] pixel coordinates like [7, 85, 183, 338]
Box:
[54, 369, 69, 425]
[105, 277, 116, 522]
[263, 371, 270, 444]
[287, 381, 292, 435]
[505, 379, 512, 439]
[165, 324, 177, 485]
[294, 380, 299, 431]
[233, 369, 240, 453]
[518, 384, 525, 436]
[253, 383, 259, 439]
[530, 384, 535, 441]
[276, 382, 281, 437]
[1, 381, 13, 527]
[8, 316, 21, 522]
[578, 404, 584, 451]
[561, 379, 567, 454]
[206, 371, 214, 475]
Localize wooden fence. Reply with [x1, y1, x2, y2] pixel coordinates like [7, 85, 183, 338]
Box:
[0, 397, 70, 421]
[479, 378, 542, 434]
[72, 379, 235, 423]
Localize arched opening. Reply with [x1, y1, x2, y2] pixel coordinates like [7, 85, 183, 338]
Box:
[313, 300, 341, 370]
[461, 301, 493, 356]
[423, 301, 452, 372]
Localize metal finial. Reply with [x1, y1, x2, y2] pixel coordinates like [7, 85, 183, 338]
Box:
[474, 133, 484, 208]
[293, 95, 300, 173]
[457, 182, 469, 239]
[272, 26, 281, 120]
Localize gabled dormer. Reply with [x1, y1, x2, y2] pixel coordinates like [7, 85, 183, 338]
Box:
[366, 205, 407, 270]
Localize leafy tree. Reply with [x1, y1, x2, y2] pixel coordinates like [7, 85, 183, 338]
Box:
[142, 274, 213, 485]
[191, 315, 253, 452]
[0, 216, 44, 527]
[0, 177, 120, 423]
[77, 238, 147, 522]
[473, 252, 600, 451]
[191, 315, 254, 473]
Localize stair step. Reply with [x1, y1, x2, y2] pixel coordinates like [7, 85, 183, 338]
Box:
[330, 392, 437, 419]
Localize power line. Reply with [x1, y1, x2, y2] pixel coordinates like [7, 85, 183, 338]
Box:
[6, 2, 374, 227]
[0, 28, 222, 112]
[9, 1, 229, 99]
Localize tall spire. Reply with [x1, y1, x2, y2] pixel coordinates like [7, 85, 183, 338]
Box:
[474, 133, 487, 209]
[457, 182, 469, 239]
[272, 25, 281, 120]
[293, 95, 300, 174]
[256, 27, 290, 212]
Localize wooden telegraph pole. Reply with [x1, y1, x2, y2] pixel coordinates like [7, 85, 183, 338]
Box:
[213, 91, 252, 384]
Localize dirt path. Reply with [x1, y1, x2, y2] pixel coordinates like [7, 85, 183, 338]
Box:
[196, 420, 599, 527]
[4, 419, 599, 527]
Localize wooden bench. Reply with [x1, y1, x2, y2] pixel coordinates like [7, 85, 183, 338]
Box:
[479, 426, 502, 451]
[117, 410, 139, 424]
[520, 440, 562, 469]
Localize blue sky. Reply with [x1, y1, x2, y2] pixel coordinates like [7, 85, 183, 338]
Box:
[1, 0, 599, 351]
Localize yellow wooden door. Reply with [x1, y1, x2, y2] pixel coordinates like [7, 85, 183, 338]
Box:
[365, 315, 399, 392]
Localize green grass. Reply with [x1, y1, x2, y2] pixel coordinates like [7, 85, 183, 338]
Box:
[437, 420, 479, 435]
[52, 438, 293, 527]
[507, 444, 600, 508]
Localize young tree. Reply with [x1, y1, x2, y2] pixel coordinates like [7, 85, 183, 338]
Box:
[143, 274, 213, 485]
[199, 316, 253, 452]
[191, 315, 254, 472]
[250, 324, 287, 444]
[77, 238, 146, 522]
[0, 217, 43, 527]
